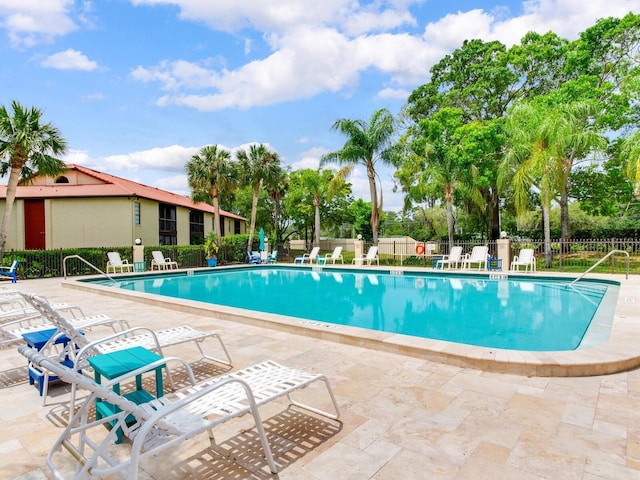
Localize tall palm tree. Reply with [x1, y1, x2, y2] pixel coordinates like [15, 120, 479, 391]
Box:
[301, 169, 348, 248]
[321, 108, 395, 243]
[262, 165, 289, 245]
[186, 145, 236, 247]
[500, 103, 560, 267]
[236, 144, 281, 251]
[501, 101, 606, 267]
[0, 101, 67, 260]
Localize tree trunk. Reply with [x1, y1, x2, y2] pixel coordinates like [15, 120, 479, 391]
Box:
[367, 163, 379, 244]
[313, 194, 321, 247]
[212, 187, 221, 247]
[543, 204, 552, 268]
[488, 189, 500, 240]
[247, 182, 260, 251]
[0, 166, 21, 261]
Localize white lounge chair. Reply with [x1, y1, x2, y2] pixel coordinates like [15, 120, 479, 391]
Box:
[462, 246, 489, 270]
[352, 246, 379, 266]
[510, 248, 536, 272]
[106, 252, 134, 273]
[295, 246, 320, 264]
[0, 312, 129, 348]
[318, 246, 344, 264]
[435, 246, 463, 269]
[20, 294, 233, 406]
[18, 345, 340, 479]
[150, 250, 178, 270]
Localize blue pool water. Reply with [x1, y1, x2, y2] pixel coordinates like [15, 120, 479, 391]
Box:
[98, 267, 615, 352]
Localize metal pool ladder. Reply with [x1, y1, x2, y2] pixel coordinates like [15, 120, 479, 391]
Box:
[569, 249, 629, 287]
[63, 255, 114, 281]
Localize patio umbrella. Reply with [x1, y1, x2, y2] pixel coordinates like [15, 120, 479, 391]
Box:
[259, 228, 265, 251]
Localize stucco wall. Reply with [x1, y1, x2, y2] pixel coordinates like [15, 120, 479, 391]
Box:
[49, 197, 134, 248]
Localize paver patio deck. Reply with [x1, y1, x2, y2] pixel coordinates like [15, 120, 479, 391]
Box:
[1, 273, 639, 479]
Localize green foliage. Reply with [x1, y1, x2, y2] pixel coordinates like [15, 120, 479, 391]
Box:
[203, 232, 219, 258]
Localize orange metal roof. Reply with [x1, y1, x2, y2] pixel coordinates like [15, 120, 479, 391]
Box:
[0, 164, 246, 221]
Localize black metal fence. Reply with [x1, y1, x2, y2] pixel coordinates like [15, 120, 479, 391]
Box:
[4, 237, 639, 281]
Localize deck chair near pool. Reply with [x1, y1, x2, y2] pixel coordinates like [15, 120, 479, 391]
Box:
[19, 345, 340, 479]
[267, 249, 278, 263]
[295, 246, 320, 264]
[318, 246, 344, 265]
[20, 293, 233, 407]
[247, 250, 262, 264]
[106, 252, 134, 274]
[435, 246, 463, 270]
[510, 248, 536, 272]
[351, 246, 379, 266]
[150, 251, 178, 270]
[461, 246, 489, 270]
[0, 259, 19, 283]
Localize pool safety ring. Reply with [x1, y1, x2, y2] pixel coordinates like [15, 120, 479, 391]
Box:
[416, 244, 425, 255]
[415, 278, 425, 288]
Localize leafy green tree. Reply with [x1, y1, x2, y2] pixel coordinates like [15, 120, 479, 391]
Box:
[284, 169, 352, 244]
[236, 144, 281, 251]
[321, 108, 395, 243]
[262, 165, 289, 245]
[349, 199, 373, 241]
[186, 145, 236, 247]
[0, 101, 67, 259]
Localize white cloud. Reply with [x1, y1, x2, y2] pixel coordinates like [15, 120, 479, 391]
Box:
[131, 0, 638, 111]
[41, 48, 99, 71]
[290, 146, 329, 171]
[0, 0, 78, 47]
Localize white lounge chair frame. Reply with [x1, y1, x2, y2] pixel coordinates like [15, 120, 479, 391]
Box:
[106, 252, 134, 274]
[510, 248, 537, 272]
[352, 246, 379, 266]
[150, 251, 178, 270]
[18, 346, 340, 479]
[319, 246, 344, 264]
[297, 246, 320, 264]
[21, 294, 232, 407]
[461, 246, 489, 270]
[436, 246, 463, 269]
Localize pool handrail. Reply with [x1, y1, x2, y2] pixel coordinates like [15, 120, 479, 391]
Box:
[569, 249, 629, 287]
[63, 254, 114, 281]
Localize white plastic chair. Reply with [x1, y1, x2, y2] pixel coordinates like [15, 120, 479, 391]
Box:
[436, 246, 463, 269]
[319, 246, 344, 264]
[150, 251, 178, 270]
[106, 252, 133, 273]
[510, 248, 536, 272]
[462, 246, 489, 270]
[352, 246, 379, 266]
[18, 345, 340, 479]
[296, 246, 320, 264]
[21, 294, 232, 407]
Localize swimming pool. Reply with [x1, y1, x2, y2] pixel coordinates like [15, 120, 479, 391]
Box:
[92, 266, 617, 352]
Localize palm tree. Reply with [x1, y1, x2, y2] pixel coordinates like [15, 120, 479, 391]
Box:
[0, 101, 67, 260]
[236, 144, 281, 251]
[501, 101, 606, 267]
[321, 108, 395, 243]
[186, 145, 236, 247]
[262, 165, 289, 245]
[301, 169, 348, 248]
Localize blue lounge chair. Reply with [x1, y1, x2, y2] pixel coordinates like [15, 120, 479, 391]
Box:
[0, 260, 19, 283]
[247, 251, 262, 264]
[267, 250, 278, 263]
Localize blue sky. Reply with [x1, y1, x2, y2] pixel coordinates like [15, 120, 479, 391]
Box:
[0, 0, 637, 211]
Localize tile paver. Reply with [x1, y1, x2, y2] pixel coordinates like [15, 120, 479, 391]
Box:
[0, 273, 639, 479]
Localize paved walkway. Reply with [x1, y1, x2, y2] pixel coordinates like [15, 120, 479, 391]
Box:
[1, 277, 640, 479]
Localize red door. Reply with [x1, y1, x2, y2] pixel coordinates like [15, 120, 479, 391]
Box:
[24, 199, 45, 250]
